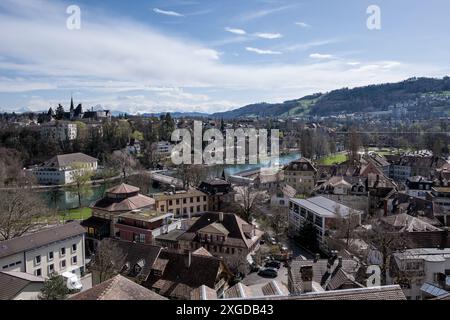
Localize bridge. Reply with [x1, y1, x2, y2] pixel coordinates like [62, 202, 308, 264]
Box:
[150, 171, 183, 189]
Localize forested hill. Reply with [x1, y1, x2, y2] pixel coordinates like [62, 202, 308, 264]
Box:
[212, 77, 450, 119]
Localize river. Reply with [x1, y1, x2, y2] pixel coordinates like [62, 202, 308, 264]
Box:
[40, 152, 301, 210]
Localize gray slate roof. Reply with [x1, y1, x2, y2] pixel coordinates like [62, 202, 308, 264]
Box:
[0, 222, 86, 258]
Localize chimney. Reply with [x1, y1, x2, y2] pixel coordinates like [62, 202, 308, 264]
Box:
[314, 253, 320, 263]
[300, 265, 313, 293]
[185, 251, 192, 268]
[219, 212, 224, 222]
[337, 256, 343, 268]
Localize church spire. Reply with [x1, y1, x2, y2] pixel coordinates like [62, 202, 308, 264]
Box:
[70, 94, 74, 111]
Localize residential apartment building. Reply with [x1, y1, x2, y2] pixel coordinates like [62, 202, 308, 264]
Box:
[0, 222, 87, 280]
[177, 212, 263, 269]
[115, 211, 182, 244]
[153, 189, 209, 218]
[40, 122, 77, 141]
[283, 158, 317, 195]
[387, 248, 450, 300]
[288, 196, 362, 244]
[405, 176, 433, 199]
[33, 152, 98, 185]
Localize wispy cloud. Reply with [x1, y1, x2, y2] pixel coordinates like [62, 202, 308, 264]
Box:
[246, 47, 282, 55]
[225, 27, 246, 35]
[280, 38, 342, 52]
[309, 53, 335, 59]
[295, 21, 311, 28]
[255, 32, 282, 39]
[153, 8, 184, 17]
[240, 4, 296, 21]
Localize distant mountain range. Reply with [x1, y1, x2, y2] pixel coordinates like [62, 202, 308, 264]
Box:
[141, 111, 210, 118]
[212, 77, 450, 119]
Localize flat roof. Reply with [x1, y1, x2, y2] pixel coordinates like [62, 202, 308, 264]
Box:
[290, 196, 362, 218]
[118, 211, 172, 223]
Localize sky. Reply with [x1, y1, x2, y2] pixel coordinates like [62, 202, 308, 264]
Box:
[0, 0, 449, 114]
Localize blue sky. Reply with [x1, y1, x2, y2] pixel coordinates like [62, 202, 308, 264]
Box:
[0, 0, 449, 114]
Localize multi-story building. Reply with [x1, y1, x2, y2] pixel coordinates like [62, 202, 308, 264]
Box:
[0, 222, 87, 280]
[153, 189, 209, 218]
[82, 183, 155, 252]
[387, 248, 450, 300]
[40, 122, 77, 141]
[283, 158, 317, 195]
[33, 152, 98, 185]
[288, 196, 362, 244]
[152, 141, 173, 157]
[405, 176, 433, 199]
[115, 211, 182, 244]
[427, 187, 450, 226]
[177, 212, 263, 269]
[197, 178, 234, 211]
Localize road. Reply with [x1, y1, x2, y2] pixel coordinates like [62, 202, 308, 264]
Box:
[242, 265, 289, 288]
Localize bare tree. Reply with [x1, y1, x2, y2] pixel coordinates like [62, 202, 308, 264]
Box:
[71, 162, 94, 208]
[347, 127, 361, 164]
[90, 239, 126, 284]
[177, 164, 208, 189]
[362, 221, 409, 284]
[331, 206, 361, 249]
[234, 185, 266, 223]
[0, 189, 51, 241]
[109, 150, 138, 180]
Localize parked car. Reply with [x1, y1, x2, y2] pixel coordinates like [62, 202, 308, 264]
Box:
[264, 260, 281, 269]
[258, 267, 278, 278]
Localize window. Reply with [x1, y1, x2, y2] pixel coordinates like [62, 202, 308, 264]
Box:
[169, 200, 173, 206]
[190, 197, 193, 203]
[176, 199, 180, 205]
[160, 205, 165, 212]
[197, 205, 200, 212]
[71, 244, 77, 253]
[203, 205, 207, 211]
[48, 251, 54, 261]
[138, 234, 146, 243]
[71, 256, 78, 265]
[35, 269, 42, 277]
[203, 196, 207, 201]
[190, 207, 194, 213]
[60, 260, 66, 269]
[34, 255, 41, 266]
[183, 198, 186, 204]
[197, 196, 200, 202]
[48, 264, 54, 274]
[2, 265, 8, 270]
[183, 208, 187, 214]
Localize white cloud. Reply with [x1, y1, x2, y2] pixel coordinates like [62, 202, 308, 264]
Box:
[153, 8, 184, 17]
[245, 47, 282, 55]
[0, 1, 448, 113]
[309, 53, 334, 59]
[255, 33, 283, 39]
[295, 22, 311, 28]
[225, 27, 246, 35]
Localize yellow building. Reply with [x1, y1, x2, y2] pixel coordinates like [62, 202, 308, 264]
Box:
[153, 189, 209, 217]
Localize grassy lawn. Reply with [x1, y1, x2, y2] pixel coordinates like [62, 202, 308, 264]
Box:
[318, 153, 348, 165]
[58, 207, 92, 221]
